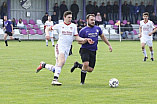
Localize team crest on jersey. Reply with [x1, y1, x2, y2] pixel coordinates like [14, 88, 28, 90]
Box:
[20, 0, 31, 9]
[96, 29, 99, 32]
[70, 27, 73, 30]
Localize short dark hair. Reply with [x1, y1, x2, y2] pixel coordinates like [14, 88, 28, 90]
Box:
[143, 12, 149, 16]
[63, 11, 72, 17]
[86, 14, 95, 19]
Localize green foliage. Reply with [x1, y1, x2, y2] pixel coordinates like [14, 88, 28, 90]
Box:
[0, 40, 157, 104]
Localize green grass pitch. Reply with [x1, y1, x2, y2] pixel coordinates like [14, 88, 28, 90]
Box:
[0, 40, 157, 104]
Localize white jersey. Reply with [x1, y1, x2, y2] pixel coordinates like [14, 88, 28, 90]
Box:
[45, 21, 53, 27]
[51, 22, 78, 47]
[140, 20, 156, 40]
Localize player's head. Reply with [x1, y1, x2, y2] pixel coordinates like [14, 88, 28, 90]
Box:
[143, 12, 149, 20]
[48, 16, 51, 21]
[63, 11, 72, 24]
[4, 16, 7, 21]
[86, 14, 95, 27]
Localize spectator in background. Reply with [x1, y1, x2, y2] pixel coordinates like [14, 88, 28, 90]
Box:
[42, 12, 48, 24]
[150, 12, 157, 24]
[112, 1, 119, 22]
[145, 2, 154, 17]
[77, 18, 86, 32]
[51, 11, 59, 25]
[60, 1, 68, 19]
[134, 3, 140, 24]
[86, 1, 93, 14]
[106, 1, 112, 20]
[102, 13, 109, 26]
[53, 3, 59, 18]
[93, 1, 99, 16]
[129, 1, 134, 24]
[1, 2, 7, 19]
[11, 18, 17, 29]
[124, 21, 134, 39]
[117, 22, 125, 39]
[99, 2, 106, 18]
[95, 12, 102, 26]
[17, 18, 27, 30]
[139, 2, 145, 20]
[70, 0, 79, 20]
[122, 1, 129, 20]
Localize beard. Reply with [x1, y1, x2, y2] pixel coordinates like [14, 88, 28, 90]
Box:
[88, 23, 95, 27]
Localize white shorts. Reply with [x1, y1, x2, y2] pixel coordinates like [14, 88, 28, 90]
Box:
[49, 31, 53, 37]
[55, 44, 70, 62]
[140, 38, 153, 47]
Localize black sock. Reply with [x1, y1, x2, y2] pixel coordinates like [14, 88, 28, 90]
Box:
[78, 63, 83, 69]
[14, 38, 19, 40]
[81, 70, 87, 83]
[5, 40, 8, 46]
[54, 76, 58, 80]
[42, 63, 46, 68]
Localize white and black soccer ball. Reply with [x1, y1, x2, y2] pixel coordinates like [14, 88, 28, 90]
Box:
[109, 78, 119, 88]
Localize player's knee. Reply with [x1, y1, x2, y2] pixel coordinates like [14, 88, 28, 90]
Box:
[88, 68, 94, 72]
[83, 62, 89, 68]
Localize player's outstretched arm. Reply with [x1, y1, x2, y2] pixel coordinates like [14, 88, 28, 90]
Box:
[75, 35, 94, 44]
[100, 33, 112, 52]
[45, 26, 51, 40]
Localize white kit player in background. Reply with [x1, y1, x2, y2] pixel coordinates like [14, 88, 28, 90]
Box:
[45, 16, 55, 47]
[139, 12, 157, 61]
[36, 11, 94, 86]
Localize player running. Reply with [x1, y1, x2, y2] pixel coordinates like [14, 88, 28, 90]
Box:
[139, 12, 157, 61]
[45, 16, 55, 47]
[3, 16, 21, 46]
[36, 11, 94, 86]
[70, 14, 112, 85]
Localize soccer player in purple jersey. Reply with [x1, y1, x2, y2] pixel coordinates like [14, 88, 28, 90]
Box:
[70, 14, 112, 85]
[3, 16, 21, 46]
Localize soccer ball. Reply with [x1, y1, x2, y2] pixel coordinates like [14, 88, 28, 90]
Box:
[109, 78, 119, 88]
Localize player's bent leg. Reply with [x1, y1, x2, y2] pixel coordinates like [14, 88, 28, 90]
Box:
[86, 67, 94, 72]
[36, 61, 46, 73]
[57, 53, 65, 67]
[10, 36, 14, 40]
[4, 33, 8, 46]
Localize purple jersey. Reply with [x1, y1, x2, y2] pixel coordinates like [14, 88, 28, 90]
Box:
[79, 26, 102, 51]
[4, 20, 12, 32]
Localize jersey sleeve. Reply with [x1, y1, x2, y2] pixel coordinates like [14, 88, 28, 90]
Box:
[50, 24, 60, 30]
[45, 21, 47, 25]
[140, 21, 142, 27]
[98, 27, 102, 35]
[151, 21, 156, 29]
[79, 28, 84, 38]
[73, 24, 79, 36]
[8, 21, 12, 25]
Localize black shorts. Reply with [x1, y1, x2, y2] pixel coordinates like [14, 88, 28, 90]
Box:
[79, 48, 96, 68]
[5, 31, 12, 36]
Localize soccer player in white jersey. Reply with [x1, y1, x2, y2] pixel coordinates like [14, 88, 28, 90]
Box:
[45, 16, 55, 46]
[139, 12, 157, 61]
[36, 11, 94, 85]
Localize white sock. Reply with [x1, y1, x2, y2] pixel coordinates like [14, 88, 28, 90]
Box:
[54, 66, 61, 78]
[142, 49, 147, 57]
[46, 39, 48, 45]
[51, 38, 54, 45]
[150, 50, 154, 58]
[45, 64, 54, 72]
